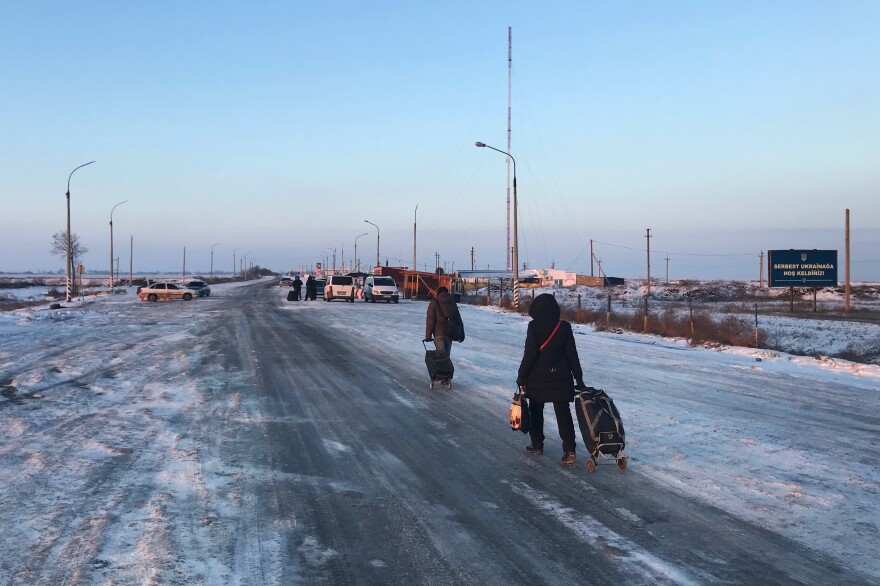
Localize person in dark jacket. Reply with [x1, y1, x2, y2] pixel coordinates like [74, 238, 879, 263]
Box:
[292, 276, 303, 301]
[424, 286, 465, 357]
[305, 275, 317, 301]
[517, 293, 586, 465]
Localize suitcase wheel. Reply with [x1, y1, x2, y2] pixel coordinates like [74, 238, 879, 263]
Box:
[586, 458, 597, 473]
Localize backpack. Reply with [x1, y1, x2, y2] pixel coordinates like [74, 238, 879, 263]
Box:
[436, 300, 465, 343]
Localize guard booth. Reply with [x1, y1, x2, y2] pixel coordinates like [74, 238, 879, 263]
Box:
[401, 270, 452, 300]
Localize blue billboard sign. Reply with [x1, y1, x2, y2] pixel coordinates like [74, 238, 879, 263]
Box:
[768, 250, 838, 287]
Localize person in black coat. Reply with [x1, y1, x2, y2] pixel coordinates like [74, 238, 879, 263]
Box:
[517, 293, 586, 465]
[305, 275, 317, 301]
[292, 276, 303, 301]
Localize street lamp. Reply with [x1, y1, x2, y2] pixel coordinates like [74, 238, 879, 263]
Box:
[211, 242, 220, 279]
[243, 253, 250, 279]
[475, 141, 520, 310]
[109, 200, 128, 292]
[354, 232, 369, 273]
[233, 248, 239, 277]
[413, 204, 418, 271]
[65, 161, 94, 301]
[364, 220, 380, 272]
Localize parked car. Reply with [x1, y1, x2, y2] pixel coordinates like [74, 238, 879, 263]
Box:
[185, 279, 211, 297]
[279, 277, 292, 287]
[363, 275, 399, 303]
[136, 279, 160, 295]
[323, 275, 355, 302]
[138, 282, 195, 302]
[313, 278, 326, 299]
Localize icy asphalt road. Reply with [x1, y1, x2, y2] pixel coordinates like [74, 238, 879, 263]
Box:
[0, 280, 877, 584]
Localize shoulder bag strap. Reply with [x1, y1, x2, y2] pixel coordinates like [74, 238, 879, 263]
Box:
[435, 298, 450, 320]
[539, 321, 562, 351]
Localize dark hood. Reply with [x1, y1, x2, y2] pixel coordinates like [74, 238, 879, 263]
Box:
[435, 291, 453, 303]
[529, 293, 560, 322]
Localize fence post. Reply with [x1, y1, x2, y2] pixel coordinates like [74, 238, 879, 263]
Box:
[688, 296, 695, 338]
[643, 296, 649, 332]
[754, 303, 759, 348]
[577, 294, 581, 311]
[606, 294, 611, 326]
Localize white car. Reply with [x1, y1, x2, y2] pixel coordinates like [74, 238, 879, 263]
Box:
[363, 275, 399, 303]
[138, 282, 195, 302]
[323, 275, 356, 302]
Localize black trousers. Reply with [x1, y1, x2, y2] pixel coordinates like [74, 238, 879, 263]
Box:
[529, 400, 577, 453]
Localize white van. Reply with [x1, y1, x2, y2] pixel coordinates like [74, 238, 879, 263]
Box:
[363, 275, 399, 304]
[323, 275, 356, 302]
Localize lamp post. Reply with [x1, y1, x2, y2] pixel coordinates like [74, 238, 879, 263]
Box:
[413, 204, 418, 271]
[65, 161, 95, 301]
[211, 242, 220, 279]
[354, 232, 369, 273]
[364, 220, 380, 272]
[109, 200, 127, 292]
[233, 248, 239, 277]
[243, 253, 250, 279]
[475, 141, 519, 310]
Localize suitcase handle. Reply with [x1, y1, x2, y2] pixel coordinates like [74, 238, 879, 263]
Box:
[422, 339, 436, 351]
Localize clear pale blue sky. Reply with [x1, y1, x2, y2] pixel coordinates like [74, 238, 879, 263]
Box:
[2, 1, 878, 280]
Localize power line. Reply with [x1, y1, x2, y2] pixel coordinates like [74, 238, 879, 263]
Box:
[591, 239, 756, 257]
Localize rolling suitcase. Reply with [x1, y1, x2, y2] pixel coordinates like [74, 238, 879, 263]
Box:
[423, 340, 454, 389]
[575, 387, 628, 472]
[287, 290, 296, 301]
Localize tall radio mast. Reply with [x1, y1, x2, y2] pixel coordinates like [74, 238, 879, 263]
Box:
[506, 27, 512, 271]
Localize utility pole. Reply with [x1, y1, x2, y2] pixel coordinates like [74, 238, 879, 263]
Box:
[435, 252, 440, 271]
[590, 239, 594, 277]
[129, 236, 133, 286]
[665, 255, 670, 283]
[845, 208, 851, 314]
[759, 251, 765, 287]
[182, 246, 186, 280]
[646, 228, 652, 296]
[470, 247, 475, 270]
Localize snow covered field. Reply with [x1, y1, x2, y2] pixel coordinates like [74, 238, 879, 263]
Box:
[0, 278, 878, 582]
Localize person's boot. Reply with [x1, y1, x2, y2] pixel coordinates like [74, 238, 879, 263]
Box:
[561, 452, 576, 465]
[525, 443, 543, 455]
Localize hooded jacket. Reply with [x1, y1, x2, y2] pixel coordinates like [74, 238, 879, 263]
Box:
[517, 293, 583, 403]
[425, 291, 464, 341]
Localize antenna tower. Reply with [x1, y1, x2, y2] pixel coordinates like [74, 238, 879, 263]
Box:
[506, 27, 512, 271]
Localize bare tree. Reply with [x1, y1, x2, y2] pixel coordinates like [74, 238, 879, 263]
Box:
[51, 231, 88, 289]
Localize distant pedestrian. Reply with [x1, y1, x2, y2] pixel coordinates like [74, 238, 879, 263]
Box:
[292, 276, 303, 301]
[305, 275, 317, 301]
[424, 286, 465, 357]
[517, 293, 586, 466]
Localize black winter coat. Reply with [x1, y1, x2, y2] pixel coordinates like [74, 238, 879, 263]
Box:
[425, 291, 464, 341]
[517, 293, 583, 403]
